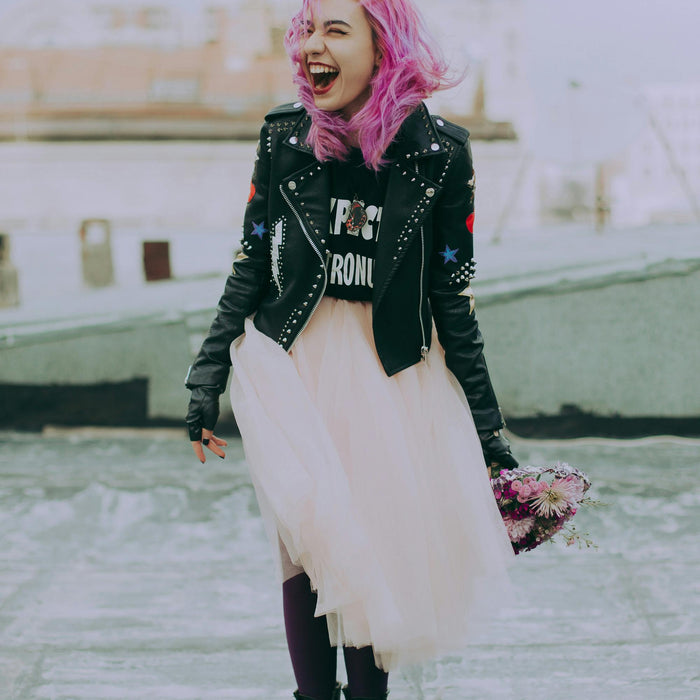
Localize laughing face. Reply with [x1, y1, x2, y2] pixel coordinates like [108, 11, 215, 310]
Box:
[302, 0, 380, 119]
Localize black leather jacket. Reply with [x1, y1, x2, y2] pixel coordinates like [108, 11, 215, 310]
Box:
[186, 102, 505, 431]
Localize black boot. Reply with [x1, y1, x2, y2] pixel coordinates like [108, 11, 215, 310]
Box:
[341, 685, 389, 700]
[294, 681, 343, 700]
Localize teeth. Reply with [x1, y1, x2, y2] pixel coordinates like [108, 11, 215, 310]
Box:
[309, 65, 338, 74]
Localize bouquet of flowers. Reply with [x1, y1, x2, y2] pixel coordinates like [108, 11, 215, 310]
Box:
[491, 463, 597, 554]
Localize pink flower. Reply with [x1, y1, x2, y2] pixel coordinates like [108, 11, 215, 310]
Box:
[562, 475, 585, 501]
[503, 515, 536, 542]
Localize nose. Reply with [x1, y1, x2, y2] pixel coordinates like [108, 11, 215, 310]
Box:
[303, 28, 325, 56]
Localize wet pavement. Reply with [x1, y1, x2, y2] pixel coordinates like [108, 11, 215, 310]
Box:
[0, 431, 698, 700]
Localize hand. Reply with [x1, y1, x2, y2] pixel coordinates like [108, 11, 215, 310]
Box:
[192, 429, 228, 463]
[186, 386, 227, 463]
[478, 429, 518, 475]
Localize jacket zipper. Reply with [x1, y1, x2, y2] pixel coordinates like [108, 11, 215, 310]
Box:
[279, 183, 328, 349]
[415, 163, 428, 360]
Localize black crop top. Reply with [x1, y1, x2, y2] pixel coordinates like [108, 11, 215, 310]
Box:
[325, 149, 389, 301]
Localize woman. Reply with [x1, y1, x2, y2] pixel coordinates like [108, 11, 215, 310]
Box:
[185, 0, 518, 698]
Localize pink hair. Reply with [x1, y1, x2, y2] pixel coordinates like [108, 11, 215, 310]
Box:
[284, 0, 457, 171]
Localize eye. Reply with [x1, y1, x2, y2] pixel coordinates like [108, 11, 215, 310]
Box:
[328, 28, 347, 35]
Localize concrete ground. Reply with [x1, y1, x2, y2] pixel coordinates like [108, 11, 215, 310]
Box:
[0, 431, 698, 700]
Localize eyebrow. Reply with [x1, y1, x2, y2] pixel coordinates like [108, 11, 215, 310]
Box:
[323, 19, 351, 28]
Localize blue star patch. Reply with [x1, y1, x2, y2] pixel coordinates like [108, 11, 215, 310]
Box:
[439, 244, 459, 264]
[251, 221, 268, 239]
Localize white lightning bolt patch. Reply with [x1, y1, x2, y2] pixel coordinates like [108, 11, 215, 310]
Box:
[271, 218, 285, 295]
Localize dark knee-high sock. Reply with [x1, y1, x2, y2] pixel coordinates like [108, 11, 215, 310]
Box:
[343, 645, 389, 697]
[283, 571, 337, 699]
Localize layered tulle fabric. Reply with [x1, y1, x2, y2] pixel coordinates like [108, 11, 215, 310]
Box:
[229, 297, 514, 671]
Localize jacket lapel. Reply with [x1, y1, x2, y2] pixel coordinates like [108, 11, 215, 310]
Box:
[373, 104, 446, 308]
[373, 164, 441, 307]
[279, 113, 331, 254]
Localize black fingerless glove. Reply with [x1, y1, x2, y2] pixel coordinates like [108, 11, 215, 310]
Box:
[478, 429, 519, 472]
[186, 386, 221, 442]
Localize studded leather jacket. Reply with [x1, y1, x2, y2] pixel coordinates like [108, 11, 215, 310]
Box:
[186, 102, 505, 431]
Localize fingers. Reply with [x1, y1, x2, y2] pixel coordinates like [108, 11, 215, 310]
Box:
[191, 429, 226, 463]
[204, 430, 226, 459]
[192, 440, 206, 463]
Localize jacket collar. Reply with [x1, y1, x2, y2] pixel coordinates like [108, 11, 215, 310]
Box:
[282, 111, 314, 155]
[389, 103, 446, 160]
[282, 102, 445, 160]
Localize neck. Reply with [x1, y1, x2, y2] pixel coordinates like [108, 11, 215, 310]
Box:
[344, 131, 361, 148]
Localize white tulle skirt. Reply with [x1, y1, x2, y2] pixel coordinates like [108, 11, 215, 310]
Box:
[229, 297, 514, 671]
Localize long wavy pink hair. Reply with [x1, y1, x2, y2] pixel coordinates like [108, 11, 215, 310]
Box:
[284, 0, 457, 170]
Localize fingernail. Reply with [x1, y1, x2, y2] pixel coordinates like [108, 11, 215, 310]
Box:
[219, 455, 225, 460]
[202, 438, 210, 446]
[200, 459, 205, 464]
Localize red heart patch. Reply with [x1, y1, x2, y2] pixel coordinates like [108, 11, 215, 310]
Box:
[466, 212, 475, 233]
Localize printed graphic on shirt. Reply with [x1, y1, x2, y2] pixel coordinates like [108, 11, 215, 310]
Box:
[329, 252, 375, 290]
[330, 198, 382, 241]
[326, 198, 383, 300]
[325, 151, 388, 302]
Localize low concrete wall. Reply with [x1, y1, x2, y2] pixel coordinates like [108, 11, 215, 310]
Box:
[1, 256, 698, 433]
[0, 315, 192, 423]
[476, 257, 700, 420]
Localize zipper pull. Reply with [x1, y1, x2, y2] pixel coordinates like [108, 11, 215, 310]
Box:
[421, 345, 429, 361]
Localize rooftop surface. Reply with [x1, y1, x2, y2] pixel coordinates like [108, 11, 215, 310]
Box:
[0, 431, 698, 699]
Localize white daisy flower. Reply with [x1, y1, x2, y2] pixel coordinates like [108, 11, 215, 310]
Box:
[529, 478, 580, 518]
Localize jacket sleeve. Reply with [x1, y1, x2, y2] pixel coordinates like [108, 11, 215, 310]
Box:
[185, 122, 273, 393]
[429, 137, 505, 431]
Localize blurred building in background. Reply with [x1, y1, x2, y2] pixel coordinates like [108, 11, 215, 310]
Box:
[0, 0, 299, 138]
[1, 0, 698, 231]
[0, 0, 533, 139]
[0, 0, 543, 233]
[606, 82, 700, 227]
[428, 0, 534, 140]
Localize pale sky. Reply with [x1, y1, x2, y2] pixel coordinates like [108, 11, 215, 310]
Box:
[519, 0, 700, 161]
[524, 0, 700, 89]
[509, 0, 700, 162]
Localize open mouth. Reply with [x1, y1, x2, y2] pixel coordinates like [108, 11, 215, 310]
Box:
[308, 63, 339, 94]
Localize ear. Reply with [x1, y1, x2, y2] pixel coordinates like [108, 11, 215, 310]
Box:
[374, 48, 382, 68]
